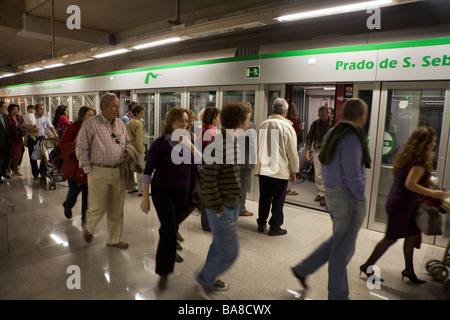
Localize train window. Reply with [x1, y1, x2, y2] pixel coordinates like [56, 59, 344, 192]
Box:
[159, 91, 182, 135]
[189, 91, 216, 120]
[137, 92, 155, 146]
[374, 88, 446, 225]
[72, 96, 82, 122]
[223, 89, 255, 123]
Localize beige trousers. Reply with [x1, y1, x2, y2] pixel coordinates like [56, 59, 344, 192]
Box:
[313, 147, 326, 197]
[86, 166, 126, 244]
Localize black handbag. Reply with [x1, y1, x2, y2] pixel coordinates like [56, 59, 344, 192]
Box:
[413, 202, 443, 235]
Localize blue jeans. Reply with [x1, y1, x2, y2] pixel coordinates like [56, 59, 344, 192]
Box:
[197, 205, 240, 287]
[200, 201, 209, 230]
[63, 179, 88, 220]
[293, 188, 366, 300]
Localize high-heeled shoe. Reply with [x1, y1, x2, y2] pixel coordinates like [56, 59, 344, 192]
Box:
[359, 265, 384, 282]
[401, 270, 426, 284]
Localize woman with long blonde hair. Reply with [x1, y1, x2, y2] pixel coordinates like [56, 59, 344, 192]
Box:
[360, 126, 446, 284]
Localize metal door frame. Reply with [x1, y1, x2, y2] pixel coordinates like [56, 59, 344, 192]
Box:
[353, 82, 382, 229]
[368, 81, 450, 246]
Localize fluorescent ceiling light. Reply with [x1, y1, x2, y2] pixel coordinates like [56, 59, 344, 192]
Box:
[133, 37, 182, 50]
[276, 0, 394, 22]
[44, 63, 65, 69]
[25, 67, 44, 73]
[0, 73, 15, 78]
[69, 58, 94, 65]
[93, 49, 130, 59]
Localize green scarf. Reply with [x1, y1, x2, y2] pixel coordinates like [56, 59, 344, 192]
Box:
[318, 120, 371, 169]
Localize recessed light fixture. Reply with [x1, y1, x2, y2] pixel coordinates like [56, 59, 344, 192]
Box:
[133, 37, 182, 50]
[44, 63, 65, 69]
[93, 49, 130, 59]
[275, 0, 394, 22]
[25, 67, 44, 73]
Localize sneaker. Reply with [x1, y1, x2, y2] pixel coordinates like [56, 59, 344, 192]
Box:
[213, 279, 230, 291]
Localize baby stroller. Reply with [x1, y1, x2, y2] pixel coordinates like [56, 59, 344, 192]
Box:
[297, 147, 315, 183]
[38, 137, 65, 190]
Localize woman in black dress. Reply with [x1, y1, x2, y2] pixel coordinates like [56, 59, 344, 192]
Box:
[360, 126, 446, 284]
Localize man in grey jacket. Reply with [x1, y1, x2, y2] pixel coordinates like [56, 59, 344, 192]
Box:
[254, 98, 299, 236]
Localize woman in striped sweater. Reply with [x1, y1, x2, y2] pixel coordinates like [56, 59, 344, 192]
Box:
[196, 102, 252, 300]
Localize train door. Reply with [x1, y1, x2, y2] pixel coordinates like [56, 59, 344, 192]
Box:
[220, 85, 263, 202]
[136, 90, 156, 146]
[368, 82, 450, 246]
[286, 84, 336, 211]
[157, 89, 186, 136]
[188, 86, 218, 120]
[109, 90, 131, 118]
[437, 118, 450, 247]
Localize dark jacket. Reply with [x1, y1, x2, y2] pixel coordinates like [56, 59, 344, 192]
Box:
[0, 113, 9, 149]
[305, 118, 333, 150]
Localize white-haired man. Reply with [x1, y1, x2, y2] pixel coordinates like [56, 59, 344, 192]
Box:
[254, 98, 299, 236]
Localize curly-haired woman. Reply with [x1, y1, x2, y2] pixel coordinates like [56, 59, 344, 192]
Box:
[360, 126, 446, 284]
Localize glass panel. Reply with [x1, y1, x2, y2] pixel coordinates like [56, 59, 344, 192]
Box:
[85, 95, 96, 109]
[374, 89, 445, 224]
[137, 92, 155, 146]
[159, 92, 182, 135]
[223, 89, 255, 122]
[72, 96, 83, 122]
[17, 97, 27, 116]
[267, 90, 281, 118]
[358, 89, 373, 134]
[189, 91, 216, 120]
[50, 96, 59, 119]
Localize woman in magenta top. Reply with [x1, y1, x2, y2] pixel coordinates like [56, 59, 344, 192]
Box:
[200, 106, 220, 152]
[360, 126, 446, 284]
[52, 105, 71, 137]
[198, 106, 220, 230]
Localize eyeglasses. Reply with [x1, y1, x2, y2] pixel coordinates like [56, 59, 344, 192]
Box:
[111, 133, 120, 144]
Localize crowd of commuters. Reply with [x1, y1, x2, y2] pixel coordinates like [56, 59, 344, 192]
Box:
[0, 93, 446, 300]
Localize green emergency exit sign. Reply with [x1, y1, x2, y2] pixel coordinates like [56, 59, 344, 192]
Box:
[245, 66, 260, 79]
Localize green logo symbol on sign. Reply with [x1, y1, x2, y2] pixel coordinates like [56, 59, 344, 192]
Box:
[145, 72, 163, 84]
[382, 131, 395, 156]
[245, 66, 260, 79]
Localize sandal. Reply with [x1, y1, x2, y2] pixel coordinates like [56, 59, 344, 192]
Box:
[287, 188, 298, 196]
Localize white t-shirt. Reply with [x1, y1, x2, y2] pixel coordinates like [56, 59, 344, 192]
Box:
[23, 113, 36, 126]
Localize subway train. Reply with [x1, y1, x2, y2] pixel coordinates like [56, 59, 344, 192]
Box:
[1, 31, 450, 250]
